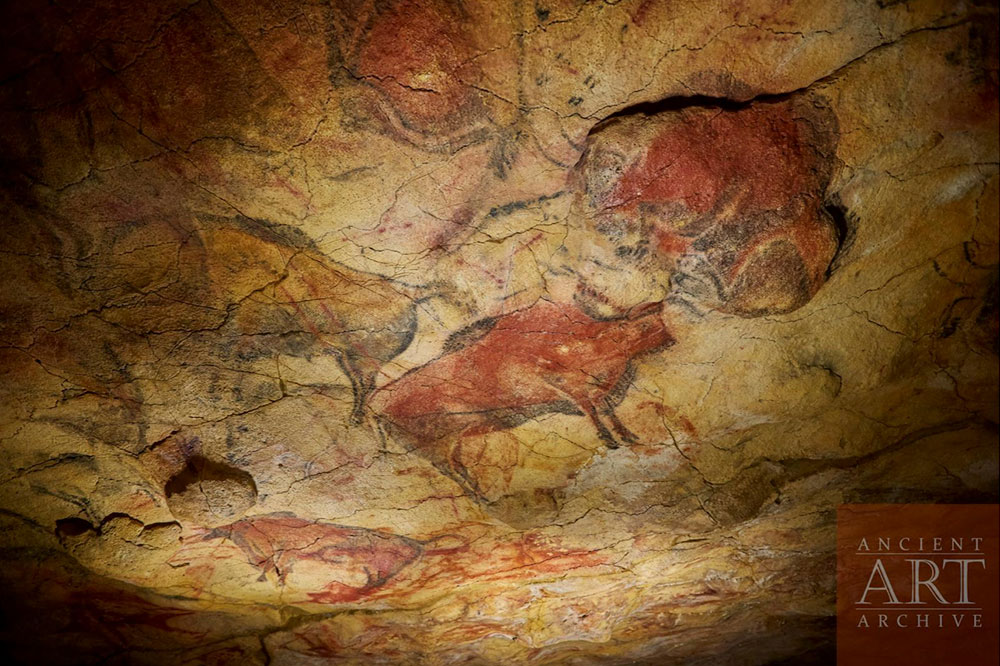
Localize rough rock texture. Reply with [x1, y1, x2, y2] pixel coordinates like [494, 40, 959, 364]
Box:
[0, 0, 997, 664]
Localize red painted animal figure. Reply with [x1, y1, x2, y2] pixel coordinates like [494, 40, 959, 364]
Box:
[199, 513, 461, 603]
[575, 97, 841, 317]
[372, 299, 675, 463]
[329, 0, 495, 152]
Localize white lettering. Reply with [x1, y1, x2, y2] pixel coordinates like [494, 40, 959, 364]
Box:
[859, 559, 900, 604]
[941, 559, 986, 604]
[908, 559, 948, 604]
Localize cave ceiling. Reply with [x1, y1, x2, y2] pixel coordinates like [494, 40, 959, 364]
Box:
[0, 0, 998, 664]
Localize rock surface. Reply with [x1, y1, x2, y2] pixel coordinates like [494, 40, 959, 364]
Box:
[0, 0, 997, 664]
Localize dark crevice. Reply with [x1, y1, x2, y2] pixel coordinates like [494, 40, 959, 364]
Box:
[584, 66, 846, 137]
[165, 456, 257, 499]
[586, 13, 985, 137]
[599, 93, 752, 119]
[587, 92, 790, 139]
[824, 195, 857, 278]
[55, 517, 96, 538]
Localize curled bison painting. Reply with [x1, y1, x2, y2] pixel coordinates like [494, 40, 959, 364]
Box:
[0, 1, 996, 665]
[569, 95, 842, 318]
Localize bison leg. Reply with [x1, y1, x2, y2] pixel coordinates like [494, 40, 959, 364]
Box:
[578, 399, 620, 449]
[543, 380, 623, 448]
[602, 398, 639, 444]
[354, 373, 377, 425]
[430, 443, 487, 501]
[449, 455, 488, 500]
[333, 351, 374, 424]
[396, 426, 487, 501]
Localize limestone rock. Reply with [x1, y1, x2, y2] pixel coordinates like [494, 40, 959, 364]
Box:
[0, 0, 997, 664]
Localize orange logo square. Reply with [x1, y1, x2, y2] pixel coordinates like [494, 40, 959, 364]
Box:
[837, 504, 1000, 665]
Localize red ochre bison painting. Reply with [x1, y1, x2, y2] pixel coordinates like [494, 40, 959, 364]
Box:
[371, 299, 675, 492]
[575, 96, 842, 317]
[329, 0, 500, 152]
[193, 513, 462, 604]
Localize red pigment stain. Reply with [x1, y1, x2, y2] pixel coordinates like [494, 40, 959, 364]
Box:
[717, 203, 837, 291]
[372, 300, 674, 442]
[638, 400, 699, 438]
[476, 533, 607, 581]
[451, 207, 475, 227]
[70, 586, 200, 636]
[514, 232, 545, 254]
[421, 532, 608, 585]
[631, 0, 656, 26]
[608, 105, 810, 215]
[944, 76, 1000, 130]
[273, 176, 307, 203]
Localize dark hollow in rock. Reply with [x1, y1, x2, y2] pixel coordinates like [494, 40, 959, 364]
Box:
[164, 456, 258, 528]
[54, 517, 96, 538]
